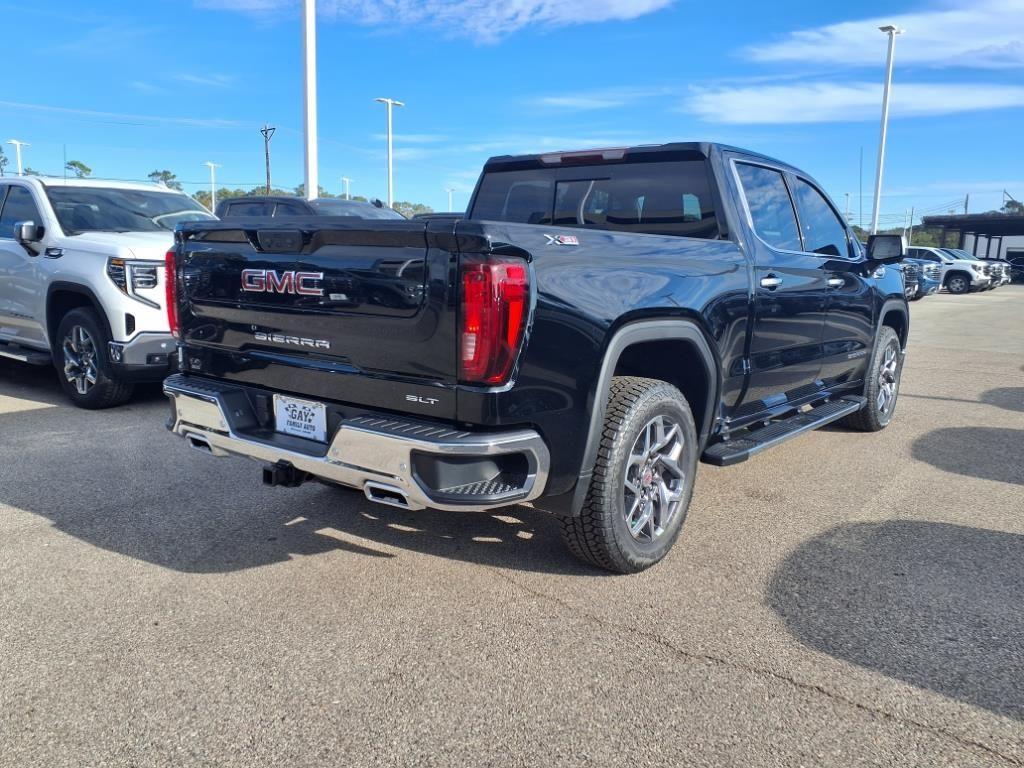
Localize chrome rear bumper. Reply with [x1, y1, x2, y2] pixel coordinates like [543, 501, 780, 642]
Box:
[163, 374, 549, 511]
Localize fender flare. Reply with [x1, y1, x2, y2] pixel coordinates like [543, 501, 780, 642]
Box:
[876, 298, 909, 349]
[561, 319, 720, 516]
[46, 282, 113, 347]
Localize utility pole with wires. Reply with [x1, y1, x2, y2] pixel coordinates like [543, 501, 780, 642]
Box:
[7, 139, 29, 176]
[907, 206, 915, 245]
[204, 161, 221, 212]
[844, 192, 851, 223]
[261, 125, 276, 194]
[964, 194, 969, 215]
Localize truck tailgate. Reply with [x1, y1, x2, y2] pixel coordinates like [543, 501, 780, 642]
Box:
[176, 218, 457, 419]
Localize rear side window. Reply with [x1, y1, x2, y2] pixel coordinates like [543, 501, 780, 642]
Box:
[791, 178, 850, 258]
[735, 164, 801, 251]
[470, 160, 719, 239]
[226, 201, 268, 217]
[274, 201, 307, 216]
[0, 186, 42, 238]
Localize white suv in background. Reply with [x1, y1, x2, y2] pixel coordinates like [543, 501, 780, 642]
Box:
[907, 246, 993, 295]
[0, 177, 215, 408]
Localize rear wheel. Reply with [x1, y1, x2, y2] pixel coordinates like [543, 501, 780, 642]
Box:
[54, 308, 134, 409]
[560, 377, 698, 574]
[842, 326, 902, 432]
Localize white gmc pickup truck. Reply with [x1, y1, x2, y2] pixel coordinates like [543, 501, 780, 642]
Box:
[0, 177, 215, 407]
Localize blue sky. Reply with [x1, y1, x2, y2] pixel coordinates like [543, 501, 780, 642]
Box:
[2, 0, 1022, 225]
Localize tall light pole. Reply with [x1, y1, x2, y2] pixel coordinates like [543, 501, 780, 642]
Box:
[204, 161, 220, 211]
[374, 97, 404, 207]
[446, 187, 455, 212]
[871, 25, 903, 234]
[7, 140, 29, 176]
[341, 176, 352, 200]
[302, 0, 318, 200]
[261, 125, 276, 194]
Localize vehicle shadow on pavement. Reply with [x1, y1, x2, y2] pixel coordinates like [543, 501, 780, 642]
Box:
[911, 427, 1024, 486]
[769, 520, 1024, 721]
[980, 387, 1024, 413]
[0, 392, 594, 575]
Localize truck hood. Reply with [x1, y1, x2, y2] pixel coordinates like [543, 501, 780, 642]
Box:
[62, 231, 173, 261]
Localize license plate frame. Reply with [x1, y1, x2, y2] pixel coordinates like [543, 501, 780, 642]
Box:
[273, 394, 328, 443]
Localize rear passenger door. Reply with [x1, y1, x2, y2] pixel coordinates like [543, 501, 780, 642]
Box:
[732, 161, 830, 409]
[0, 184, 48, 346]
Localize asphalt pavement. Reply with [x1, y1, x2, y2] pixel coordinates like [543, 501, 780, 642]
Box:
[2, 286, 1023, 767]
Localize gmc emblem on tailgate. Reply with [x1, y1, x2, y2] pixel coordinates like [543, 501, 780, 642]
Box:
[241, 268, 324, 296]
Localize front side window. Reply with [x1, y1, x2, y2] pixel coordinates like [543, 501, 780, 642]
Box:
[0, 186, 42, 238]
[470, 159, 719, 239]
[735, 163, 801, 251]
[792, 178, 850, 258]
[47, 187, 214, 234]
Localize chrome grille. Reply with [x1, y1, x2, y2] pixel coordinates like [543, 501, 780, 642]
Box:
[924, 264, 942, 281]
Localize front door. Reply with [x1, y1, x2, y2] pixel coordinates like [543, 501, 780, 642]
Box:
[732, 161, 829, 412]
[788, 176, 875, 388]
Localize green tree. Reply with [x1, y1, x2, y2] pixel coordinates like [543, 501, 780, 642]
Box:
[192, 187, 250, 211]
[148, 169, 183, 190]
[23, 167, 40, 176]
[1002, 199, 1024, 215]
[0, 146, 7, 177]
[65, 160, 91, 178]
[293, 183, 335, 198]
[392, 201, 433, 218]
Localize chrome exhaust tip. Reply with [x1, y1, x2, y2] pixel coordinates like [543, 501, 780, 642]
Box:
[363, 482, 414, 510]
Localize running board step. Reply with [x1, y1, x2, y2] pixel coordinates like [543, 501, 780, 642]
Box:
[0, 342, 52, 366]
[702, 396, 866, 467]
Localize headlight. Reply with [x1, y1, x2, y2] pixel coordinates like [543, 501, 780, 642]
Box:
[107, 258, 162, 307]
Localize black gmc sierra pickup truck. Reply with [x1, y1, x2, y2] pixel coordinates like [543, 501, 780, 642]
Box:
[163, 142, 909, 573]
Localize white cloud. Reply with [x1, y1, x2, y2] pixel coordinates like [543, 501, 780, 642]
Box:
[371, 133, 448, 143]
[175, 73, 234, 87]
[198, 0, 674, 41]
[129, 80, 162, 93]
[685, 81, 1024, 124]
[747, 0, 1024, 69]
[0, 100, 240, 129]
[535, 86, 676, 111]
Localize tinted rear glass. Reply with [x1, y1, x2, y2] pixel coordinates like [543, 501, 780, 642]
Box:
[470, 160, 719, 239]
[309, 199, 406, 219]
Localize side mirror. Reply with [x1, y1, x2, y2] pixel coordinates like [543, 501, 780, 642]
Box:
[866, 233, 906, 264]
[14, 220, 43, 244]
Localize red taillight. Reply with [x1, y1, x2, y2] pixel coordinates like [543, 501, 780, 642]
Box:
[459, 256, 529, 385]
[165, 248, 179, 339]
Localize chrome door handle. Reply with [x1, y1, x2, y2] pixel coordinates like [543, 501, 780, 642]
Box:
[827, 277, 845, 288]
[760, 275, 783, 289]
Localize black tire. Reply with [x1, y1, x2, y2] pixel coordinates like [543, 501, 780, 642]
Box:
[909, 293, 924, 301]
[946, 273, 970, 294]
[842, 326, 902, 432]
[54, 308, 134, 409]
[560, 377, 698, 574]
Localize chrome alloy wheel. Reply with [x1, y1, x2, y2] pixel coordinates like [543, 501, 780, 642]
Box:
[948, 276, 968, 293]
[623, 415, 686, 542]
[62, 325, 98, 396]
[876, 339, 901, 416]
